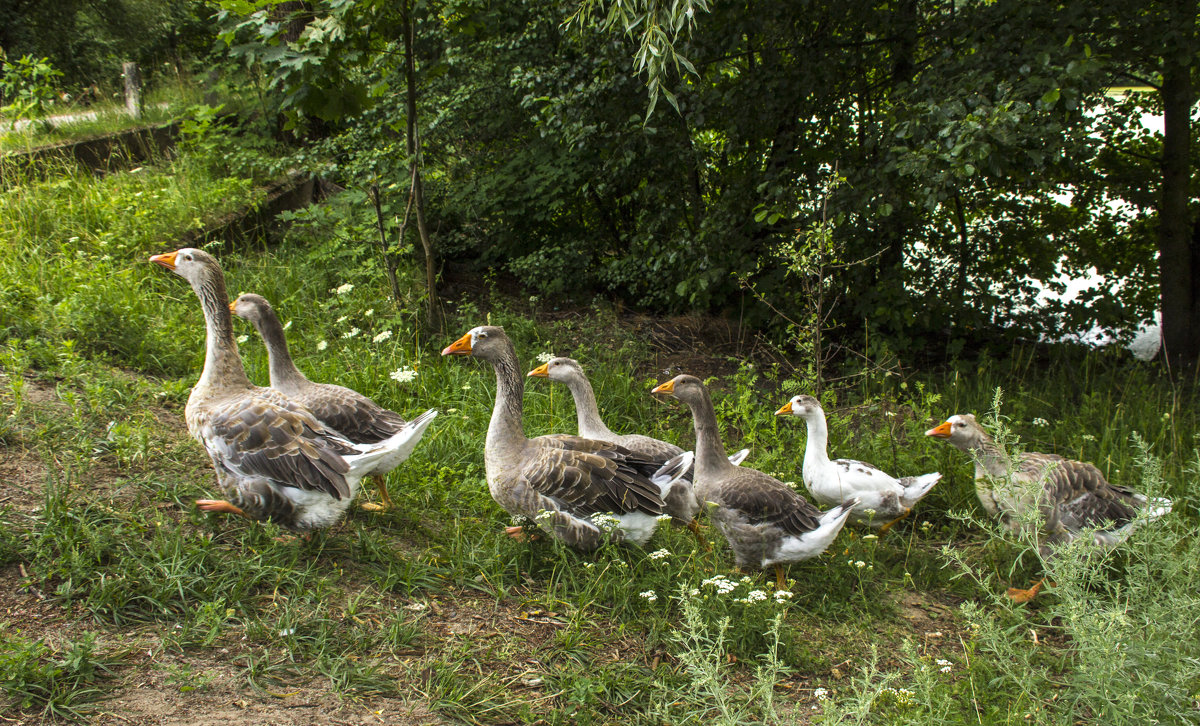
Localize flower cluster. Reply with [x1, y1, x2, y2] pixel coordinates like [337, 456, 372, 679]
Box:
[639, 590, 658, 603]
[590, 513, 621, 532]
[317, 340, 328, 352]
[373, 330, 392, 343]
[880, 687, 915, 707]
[333, 283, 354, 295]
[1032, 417, 1049, 427]
[701, 575, 738, 594]
[648, 549, 670, 561]
[936, 658, 952, 673]
[536, 352, 555, 364]
[390, 367, 418, 384]
[342, 327, 361, 339]
[733, 589, 768, 605]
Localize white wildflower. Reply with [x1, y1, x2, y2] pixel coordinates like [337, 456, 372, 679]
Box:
[701, 575, 737, 594]
[461, 383, 471, 390]
[813, 687, 829, 700]
[688, 588, 700, 597]
[372, 330, 393, 343]
[364, 308, 374, 317]
[1081, 433, 1097, 441]
[390, 367, 418, 384]
[336, 315, 348, 324]
[639, 590, 658, 603]
[734, 589, 768, 604]
[536, 352, 554, 364]
[510, 514, 531, 525]
[854, 560, 866, 569]
[655, 513, 673, 522]
[936, 659, 951, 666]
[648, 549, 670, 561]
[236, 334, 248, 344]
[773, 590, 794, 603]
[1032, 417, 1049, 427]
[535, 509, 555, 522]
[279, 628, 295, 636]
[590, 513, 621, 531]
[334, 283, 354, 295]
[583, 562, 594, 570]
[920, 520, 932, 532]
[316, 340, 328, 351]
[342, 327, 360, 339]
[940, 665, 952, 673]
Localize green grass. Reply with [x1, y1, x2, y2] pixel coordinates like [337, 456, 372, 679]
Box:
[1, 143, 1198, 723]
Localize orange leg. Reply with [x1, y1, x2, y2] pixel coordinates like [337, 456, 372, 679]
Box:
[196, 499, 247, 518]
[360, 476, 393, 512]
[505, 525, 541, 542]
[1006, 578, 1050, 604]
[687, 519, 711, 551]
[774, 564, 788, 591]
[877, 509, 911, 535]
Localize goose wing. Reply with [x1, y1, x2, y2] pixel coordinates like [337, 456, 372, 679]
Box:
[715, 469, 823, 536]
[298, 383, 408, 443]
[1024, 454, 1138, 532]
[520, 435, 665, 516]
[200, 390, 355, 500]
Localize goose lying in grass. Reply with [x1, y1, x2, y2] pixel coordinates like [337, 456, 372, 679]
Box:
[230, 293, 437, 511]
[926, 413, 1173, 602]
[149, 248, 424, 532]
[653, 375, 857, 589]
[527, 356, 749, 542]
[442, 326, 688, 550]
[776, 395, 940, 533]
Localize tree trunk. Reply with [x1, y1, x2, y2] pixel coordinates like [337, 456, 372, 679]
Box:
[1157, 46, 1197, 372]
[402, 0, 442, 330]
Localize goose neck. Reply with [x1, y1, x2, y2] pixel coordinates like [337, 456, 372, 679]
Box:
[252, 306, 307, 389]
[486, 341, 527, 451]
[803, 412, 832, 467]
[194, 271, 252, 390]
[684, 388, 735, 482]
[564, 374, 615, 440]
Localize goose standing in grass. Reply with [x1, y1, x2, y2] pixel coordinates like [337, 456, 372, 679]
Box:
[230, 293, 437, 511]
[776, 395, 940, 533]
[652, 375, 857, 589]
[926, 413, 1172, 602]
[527, 356, 748, 542]
[442, 326, 689, 550]
[149, 248, 426, 532]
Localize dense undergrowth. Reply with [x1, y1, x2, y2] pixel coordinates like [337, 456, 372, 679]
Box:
[1, 141, 1198, 724]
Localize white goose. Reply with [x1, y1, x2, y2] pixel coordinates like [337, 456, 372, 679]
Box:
[149, 248, 422, 532]
[230, 293, 437, 511]
[776, 395, 940, 533]
[926, 413, 1173, 602]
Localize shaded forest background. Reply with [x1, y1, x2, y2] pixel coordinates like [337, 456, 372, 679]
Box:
[5, 0, 1198, 372]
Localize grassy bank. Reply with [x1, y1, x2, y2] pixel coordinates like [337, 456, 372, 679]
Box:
[1, 152, 1198, 723]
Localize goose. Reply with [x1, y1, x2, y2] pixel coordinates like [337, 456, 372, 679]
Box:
[526, 356, 749, 540]
[652, 375, 857, 589]
[229, 293, 437, 511]
[926, 413, 1172, 602]
[776, 395, 940, 533]
[148, 248, 426, 532]
[442, 326, 687, 550]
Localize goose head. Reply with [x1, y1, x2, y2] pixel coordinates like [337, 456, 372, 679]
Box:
[229, 293, 273, 326]
[925, 413, 987, 451]
[651, 374, 706, 406]
[149, 247, 221, 288]
[527, 356, 583, 381]
[775, 394, 821, 418]
[441, 325, 508, 361]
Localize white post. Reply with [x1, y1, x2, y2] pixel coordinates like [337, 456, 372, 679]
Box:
[123, 62, 142, 119]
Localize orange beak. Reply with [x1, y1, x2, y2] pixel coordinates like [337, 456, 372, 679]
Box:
[441, 332, 473, 356]
[925, 421, 953, 439]
[527, 363, 549, 378]
[775, 401, 794, 416]
[228, 300, 238, 313]
[651, 380, 675, 395]
[149, 251, 178, 270]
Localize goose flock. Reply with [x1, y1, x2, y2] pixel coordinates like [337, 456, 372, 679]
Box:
[150, 248, 1174, 600]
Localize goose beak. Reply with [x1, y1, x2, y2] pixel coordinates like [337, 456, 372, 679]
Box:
[149, 251, 178, 270]
[925, 421, 952, 439]
[527, 363, 549, 378]
[228, 300, 238, 314]
[441, 332, 473, 356]
[775, 401, 794, 416]
[651, 380, 675, 395]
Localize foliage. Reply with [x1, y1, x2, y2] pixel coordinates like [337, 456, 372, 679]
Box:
[0, 53, 63, 127]
[0, 629, 116, 720]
